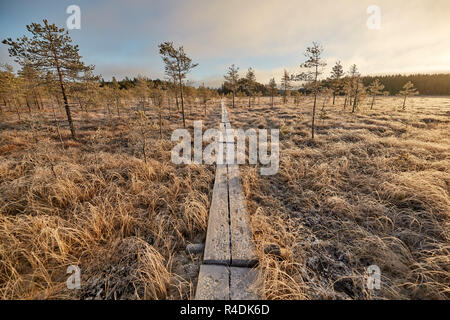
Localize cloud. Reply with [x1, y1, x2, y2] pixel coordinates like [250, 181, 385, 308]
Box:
[1, 0, 449, 87]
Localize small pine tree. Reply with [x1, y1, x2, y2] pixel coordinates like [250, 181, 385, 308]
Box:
[245, 68, 256, 108]
[18, 62, 42, 113]
[0, 63, 21, 119]
[320, 88, 333, 111]
[3, 20, 93, 139]
[399, 81, 419, 110]
[330, 61, 344, 105]
[292, 90, 302, 107]
[198, 83, 210, 116]
[134, 75, 150, 112]
[295, 42, 326, 139]
[342, 77, 352, 110]
[352, 78, 365, 113]
[224, 64, 239, 108]
[348, 64, 361, 113]
[367, 79, 385, 109]
[280, 70, 292, 104]
[158, 41, 198, 128]
[267, 78, 277, 108]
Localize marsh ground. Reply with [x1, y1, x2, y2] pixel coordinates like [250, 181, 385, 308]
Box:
[0, 96, 448, 299]
[231, 96, 449, 299]
[0, 101, 218, 299]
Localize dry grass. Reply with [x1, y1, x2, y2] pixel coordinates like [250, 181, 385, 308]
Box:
[0, 101, 217, 299]
[1, 95, 448, 300]
[232, 96, 449, 300]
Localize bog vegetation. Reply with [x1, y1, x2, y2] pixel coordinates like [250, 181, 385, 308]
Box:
[0, 20, 448, 300]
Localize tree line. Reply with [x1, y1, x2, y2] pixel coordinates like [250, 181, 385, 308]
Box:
[360, 73, 450, 96]
[1, 20, 218, 140]
[220, 65, 450, 102]
[0, 19, 438, 142]
[220, 70, 450, 98]
[221, 43, 421, 139]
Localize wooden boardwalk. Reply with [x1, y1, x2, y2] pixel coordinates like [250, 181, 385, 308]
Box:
[195, 101, 259, 300]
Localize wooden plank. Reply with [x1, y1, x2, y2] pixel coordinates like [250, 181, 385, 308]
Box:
[224, 122, 232, 132]
[195, 264, 229, 300]
[221, 106, 229, 123]
[230, 267, 259, 300]
[218, 123, 229, 143]
[227, 163, 259, 267]
[225, 125, 236, 166]
[197, 103, 260, 300]
[203, 163, 231, 265]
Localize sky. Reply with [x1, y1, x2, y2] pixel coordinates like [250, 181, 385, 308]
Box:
[1, 0, 449, 87]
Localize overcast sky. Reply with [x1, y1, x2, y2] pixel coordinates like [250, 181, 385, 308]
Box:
[1, 0, 449, 87]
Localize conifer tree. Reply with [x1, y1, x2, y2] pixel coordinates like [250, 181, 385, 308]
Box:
[267, 77, 277, 108]
[198, 83, 210, 116]
[18, 62, 42, 112]
[224, 64, 239, 108]
[281, 70, 293, 104]
[245, 67, 256, 107]
[134, 75, 150, 112]
[0, 63, 18, 117]
[3, 20, 93, 139]
[159, 42, 198, 128]
[330, 61, 344, 105]
[69, 70, 99, 114]
[295, 42, 326, 139]
[111, 76, 122, 117]
[367, 79, 384, 109]
[399, 81, 419, 110]
[348, 64, 361, 113]
[342, 77, 352, 110]
[292, 90, 302, 107]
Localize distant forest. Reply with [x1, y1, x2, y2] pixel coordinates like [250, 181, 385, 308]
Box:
[213, 73, 450, 96]
[105, 73, 450, 97]
[360, 74, 450, 96]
